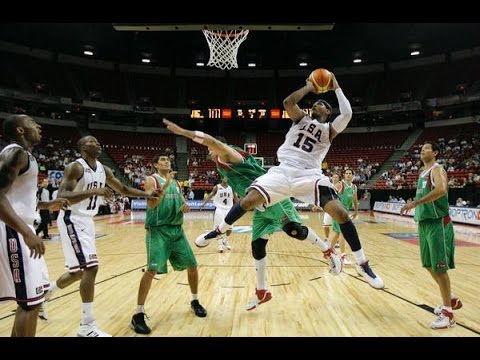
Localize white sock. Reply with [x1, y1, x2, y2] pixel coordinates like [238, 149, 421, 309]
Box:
[49, 282, 59, 294]
[255, 257, 267, 290]
[305, 227, 329, 251]
[81, 302, 94, 325]
[136, 305, 145, 314]
[352, 249, 367, 265]
[192, 294, 198, 301]
[218, 220, 229, 233]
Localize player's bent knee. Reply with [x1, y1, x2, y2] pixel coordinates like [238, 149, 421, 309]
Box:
[242, 189, 265, 210]
[252, 238, 268, 260]
[282, 222, 308, 240]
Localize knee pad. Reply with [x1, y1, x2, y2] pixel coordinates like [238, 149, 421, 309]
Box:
[282, 222, 308, 240]
[18, 302, 40, 311]
[251, 238, 268, 260]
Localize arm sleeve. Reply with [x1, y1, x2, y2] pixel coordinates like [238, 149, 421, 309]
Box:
[331, 88, 353, 133]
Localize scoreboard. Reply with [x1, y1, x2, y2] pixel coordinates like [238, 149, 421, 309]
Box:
[190, 108, 313, 120]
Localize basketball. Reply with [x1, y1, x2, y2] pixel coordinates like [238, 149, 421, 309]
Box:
[309, 68, 332, 94]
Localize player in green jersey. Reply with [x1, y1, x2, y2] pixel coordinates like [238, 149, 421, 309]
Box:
[330, 169, 358, 265]
[130, 154, 207, 335]
[400, 142, 462, 329]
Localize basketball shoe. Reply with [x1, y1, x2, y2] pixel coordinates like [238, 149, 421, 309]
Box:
[322, 247, 343, 275]
[430, 307, 455, 329]
[355, 261, 384, 289]
[195, 227, 223, 247]
[245, 289, 272, 311]
[191, 300, 207, 317]
[434, 297, 462, 315]
[131, 313, 151, 334]
[77, 322, 112, 337]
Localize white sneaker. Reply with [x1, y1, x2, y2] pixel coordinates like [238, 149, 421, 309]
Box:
[77, 322, 112, 337]
[341, 253, 352, 265]
[245, 289, 272, 311]
[430, 308, 455, 329]
[434, 298, 463, 315]
[223, 238, 231, 250]
[195, 227, 222, 247]
[38, 302, 48, 320]
[322, 248, 343, 275]
[355, 261, 384, 289]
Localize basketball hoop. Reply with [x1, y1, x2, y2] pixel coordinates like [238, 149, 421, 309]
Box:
[202, 29, 249, 70]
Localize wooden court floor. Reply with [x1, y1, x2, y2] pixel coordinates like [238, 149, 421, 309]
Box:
[1, 210, 479, 337]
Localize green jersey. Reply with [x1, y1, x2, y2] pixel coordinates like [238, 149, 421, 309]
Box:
[145, 174, 184, 227]
[338, 180, 356, 210]
[213, 147, 265, 198]
[213, 147, 301, 240]
[414, 163, 449, 222]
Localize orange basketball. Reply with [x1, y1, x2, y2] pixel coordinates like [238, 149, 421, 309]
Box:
[309, 68, 332, 94]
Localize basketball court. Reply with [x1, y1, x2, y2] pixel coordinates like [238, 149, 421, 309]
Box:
[0, 210, 478, 336]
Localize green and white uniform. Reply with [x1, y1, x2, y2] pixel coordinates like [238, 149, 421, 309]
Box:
[414, 163, 454, 272]
[145, 174, 197, 273]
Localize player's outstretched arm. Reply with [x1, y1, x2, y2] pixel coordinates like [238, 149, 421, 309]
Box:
[163, 118, 243, 163]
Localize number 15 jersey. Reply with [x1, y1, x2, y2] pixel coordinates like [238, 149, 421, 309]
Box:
[69, 158, 106, 217]
[277, 116, 331, 170]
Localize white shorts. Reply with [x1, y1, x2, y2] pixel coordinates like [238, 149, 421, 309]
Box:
[0, 223, 49, 306]
[58, 210, 98, 272]
[323, 212, 333, 226]
[214, 207, 233, 230]
[249, 164, 337, 208]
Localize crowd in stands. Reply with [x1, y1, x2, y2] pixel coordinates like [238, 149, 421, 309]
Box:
[322, 155, 381, 188]
[186, 146, 220, 190]
[33, 137, 79, 179]
[118, 147, 177, 190]
[375, 126, 480, 191]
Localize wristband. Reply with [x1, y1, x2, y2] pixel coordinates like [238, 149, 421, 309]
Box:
[193, 131, 205, 144]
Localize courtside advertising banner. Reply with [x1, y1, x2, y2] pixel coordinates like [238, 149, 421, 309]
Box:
[131, 199, 216, 211]
[374, 201, 480, 226]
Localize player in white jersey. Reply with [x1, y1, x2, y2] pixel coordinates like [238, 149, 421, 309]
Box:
[47, 135, 159, 337]
[0, 114, 69, 336]
[205, 73, 384, 289]
[200, 177, 237, 252]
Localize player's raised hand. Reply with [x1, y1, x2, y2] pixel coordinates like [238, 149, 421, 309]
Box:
[163, 118, 185, 135]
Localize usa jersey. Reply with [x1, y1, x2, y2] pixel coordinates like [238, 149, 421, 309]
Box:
[277, 116, 331, 170]
[1, 144, 38, 225]
[69, 158, 106, 217]
[212, 184, 234, 210]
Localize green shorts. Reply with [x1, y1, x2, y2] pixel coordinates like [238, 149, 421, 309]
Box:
[252, 199, 301, 241]
[145, 225, 197, 274]
[418, 217, 455, 273]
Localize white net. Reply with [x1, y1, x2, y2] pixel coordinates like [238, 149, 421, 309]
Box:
[202, 29, 249, 70]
